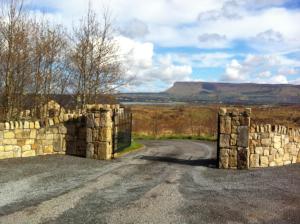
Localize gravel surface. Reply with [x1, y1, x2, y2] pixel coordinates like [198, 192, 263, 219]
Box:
[0, 140, 299, 224]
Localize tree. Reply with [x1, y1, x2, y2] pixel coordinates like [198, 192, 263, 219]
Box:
[69, 4, 124, 109]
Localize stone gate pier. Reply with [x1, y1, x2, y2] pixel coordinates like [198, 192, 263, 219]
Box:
[217, 108, 300, 169]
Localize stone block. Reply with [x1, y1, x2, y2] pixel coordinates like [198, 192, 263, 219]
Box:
[240, 116, 250, 126]
[86, 143, 95, 159]
[4, 145, 13, 152]
[23, 121, 29, 129]
[284, 161, 291, 165]
[0, 123, 5, 131]
[277, 148, 284, 156]
[3, 139, 17, 145]
[0, 151, 14, 159]
[283, 153, 290, 161]
[99, 128, 112, 142]
[220, 116, 231, 134]
[237, 126, 249, 147]
[230, 134, 237, 146]
[25, 139, 35, 145]
[270, 148, 277, 155]
[275, 157, 283, 166]
[263, 148, 269, 156]
[54, 117, 60, 124]
[219, 134, 230, 148]
[29, 122, 35, 129]
[30, 129, 37, 139]
[229, 148, 237, 168]
[269, 162, 276, 167]
[292, 156, 297, 164]
[273, 135, 281, 143]
[22, 150, 36, 158]
[10, 121, 14, 129]
[255, 147, 263, 155]
[237, 147, 249, 169]
[13, 146, 22, 158]
[44, 145, 54, 154]
[274, 142, 281, 149]
[261, 138, 271, 146]
[4, 131, 15, 139]
[250, 154, 259, 168]
[86, 128, 93, 143]
[58, 125, 67, 134]
[268, 154, 275, 162]
[48, 119, 54, 126]
[0, 146, 4, 152]
[260, 156, 269, 167]
[35, 121, 40, 129]
[219, 108, 227, 116]
[22, 145, 31, 152]
[5, 122, 10, 130]
[45, 133, 54, 140]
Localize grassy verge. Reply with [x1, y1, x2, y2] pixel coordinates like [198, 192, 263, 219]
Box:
[133, 133, 216, 141]
[114, 140, 144, 157]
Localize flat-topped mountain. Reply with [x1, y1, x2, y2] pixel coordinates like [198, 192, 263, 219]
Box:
[117, 82, 300, 105]
[164, 82, 300, 104]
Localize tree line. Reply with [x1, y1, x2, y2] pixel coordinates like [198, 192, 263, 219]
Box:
[0, 0, 125, 119]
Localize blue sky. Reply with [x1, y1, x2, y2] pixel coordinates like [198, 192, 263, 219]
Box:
[25, 0, 300, 92]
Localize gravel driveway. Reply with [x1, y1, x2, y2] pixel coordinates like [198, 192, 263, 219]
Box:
[0, 140, 299, 224]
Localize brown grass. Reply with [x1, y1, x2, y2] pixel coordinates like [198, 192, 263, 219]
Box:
[127, 104, 300, 140]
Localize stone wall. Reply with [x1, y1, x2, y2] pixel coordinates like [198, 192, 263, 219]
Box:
[249, 124, 300, 168]
[0, 104, 125, 161]
[218, 108, 251, 169]
[0, 119, 67, 160]
[217, 107, 300, 169]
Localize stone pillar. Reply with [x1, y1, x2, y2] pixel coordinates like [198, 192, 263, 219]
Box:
[97, 109, 113, 160]
[218, 108, 251, 169]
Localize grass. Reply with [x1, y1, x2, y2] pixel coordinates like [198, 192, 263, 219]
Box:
[133, 133, 216, 141]
[114, 140, 144, 157]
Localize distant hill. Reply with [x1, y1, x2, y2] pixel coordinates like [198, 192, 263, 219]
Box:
[118, 82, 300, 105]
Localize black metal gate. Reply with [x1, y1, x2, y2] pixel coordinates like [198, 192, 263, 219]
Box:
[113, 109, 132, 153]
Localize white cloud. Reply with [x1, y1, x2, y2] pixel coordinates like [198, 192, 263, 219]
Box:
[222, 54, 300, 84]
[269, 75, 288, 84]
[116, 36, 192, 91]
[222, 59, 246, 81]
[198, 33, 229, 48]
[255, 29, 284, 42]
[120, 19, 149, 38]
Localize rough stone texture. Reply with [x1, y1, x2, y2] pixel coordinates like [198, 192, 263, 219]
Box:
[218, 107, 300, 169]
[0, 104, 126, 161]
[217, 108, 250, 169]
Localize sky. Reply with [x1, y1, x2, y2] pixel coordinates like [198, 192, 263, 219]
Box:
[25, 0, 300, 92]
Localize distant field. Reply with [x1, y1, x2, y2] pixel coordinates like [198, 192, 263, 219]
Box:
[127, 104, 300, 140]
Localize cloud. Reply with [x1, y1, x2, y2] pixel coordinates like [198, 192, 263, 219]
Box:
[116, 36, 192, 91]
[269, 75, 288, 84]
[198, 0, 243, 21]
[120, 19, 149, 38]
[255, 29, 284, 42]
[221, 53, 300, 84]
[222, 59, 246, 81]
[198, 33, 229, 48]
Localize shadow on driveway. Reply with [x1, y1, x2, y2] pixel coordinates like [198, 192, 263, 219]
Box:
[140, 156, 217, 168]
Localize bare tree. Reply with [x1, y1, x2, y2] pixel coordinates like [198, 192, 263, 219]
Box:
[0, 0, 126, 119]
[69, 4, 124, 108]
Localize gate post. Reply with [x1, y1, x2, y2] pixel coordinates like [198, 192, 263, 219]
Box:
[218, 108, 251, 169]
[97, 108, 113, 160]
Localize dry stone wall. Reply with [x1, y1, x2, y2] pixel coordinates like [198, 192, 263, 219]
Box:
[0, 104, 124, 161]
[218, 107, 300, 169]
[249, 124, 300, 168]
[218, 108, 251, 169]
